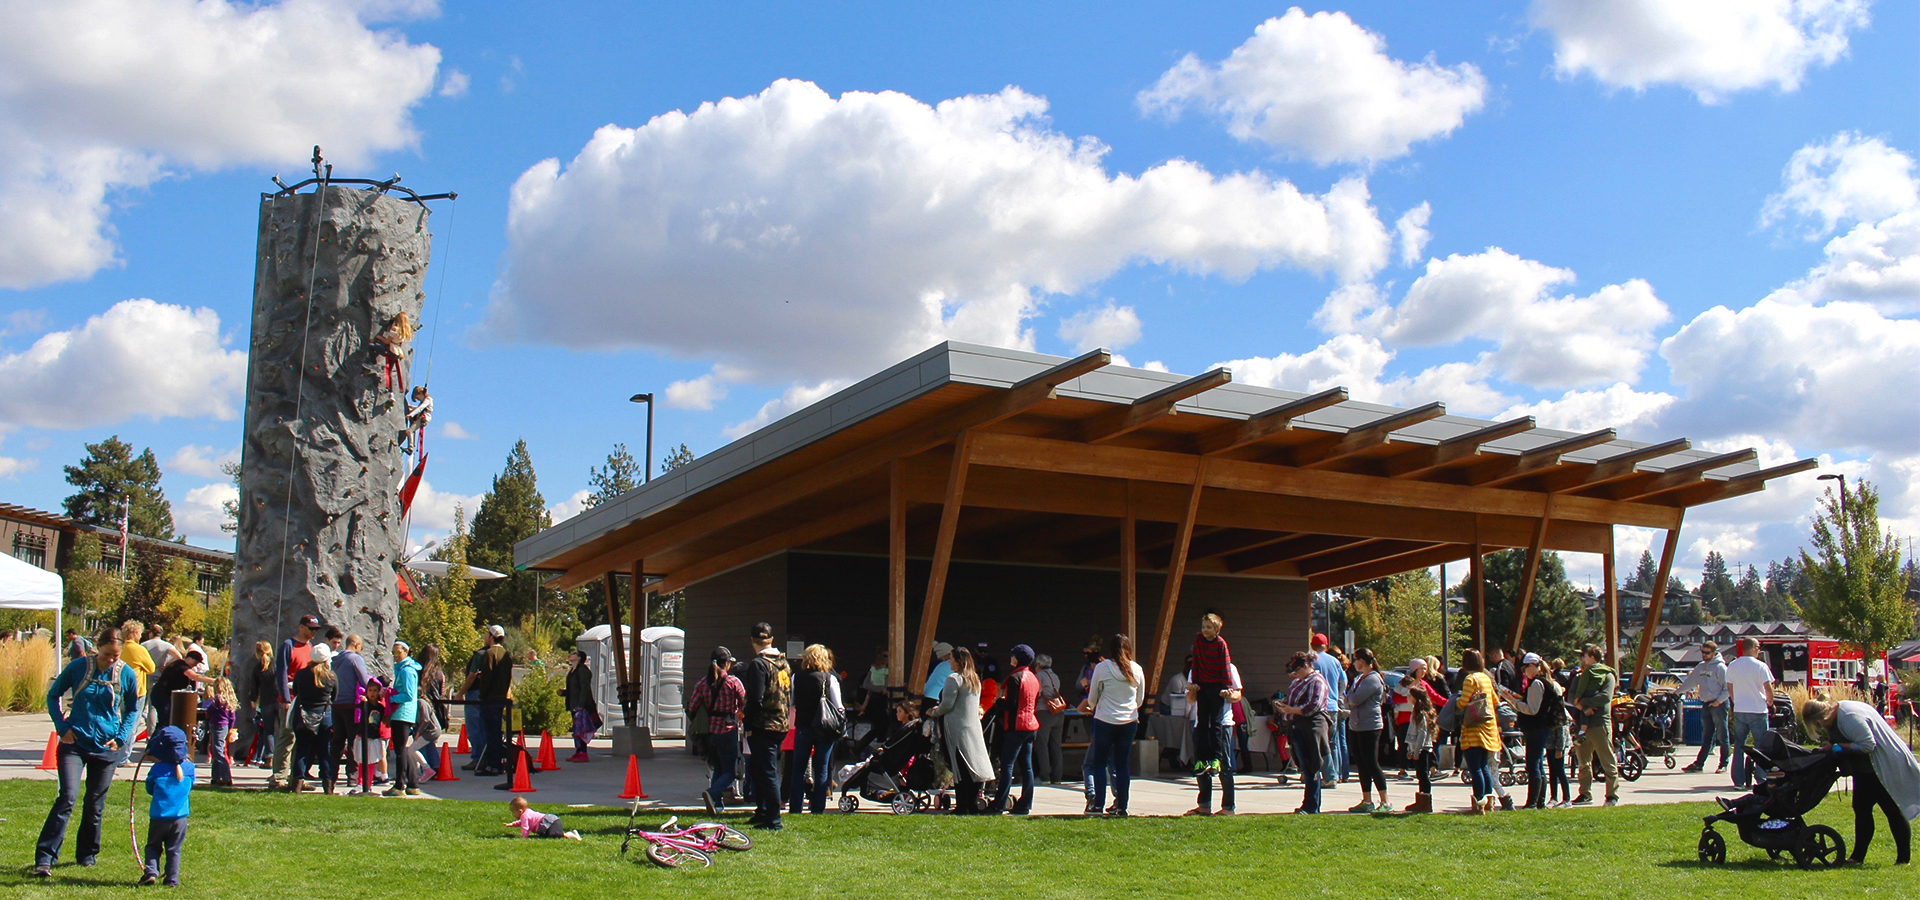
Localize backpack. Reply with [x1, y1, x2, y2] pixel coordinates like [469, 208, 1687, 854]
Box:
[752, 654, 792, 730]
[74, 658, 127, 719]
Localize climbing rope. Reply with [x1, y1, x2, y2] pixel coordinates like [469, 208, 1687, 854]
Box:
[420, 195, 456, 390]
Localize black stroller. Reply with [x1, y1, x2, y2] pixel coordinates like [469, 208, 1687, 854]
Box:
[1697, 731, 1846, 869]
[835, 720, 950, 815]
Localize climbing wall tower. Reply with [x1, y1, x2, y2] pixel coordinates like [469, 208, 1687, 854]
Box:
[232, 173, 435, 679]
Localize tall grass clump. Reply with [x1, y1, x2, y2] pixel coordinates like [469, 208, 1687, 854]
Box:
[0, 637, 58, 712]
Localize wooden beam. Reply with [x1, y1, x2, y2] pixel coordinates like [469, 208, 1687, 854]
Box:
[541, 348, 1111, 591]
[603, 572, 629, 712]
[1473, 429, 1619, 487]
[1146, 461, 1208, 704]
[1469, 533, 1486, 654]
[1610, 448, 1759, 501]
[1544, 437, 1691, 493]
[1602, 534, 1619, 667]
[1656, 458, 1821, 508]
[1387, 416, 1537, 479]
[888, 460, 907, 689]
[1295, 539, 1434, 576]
[1083, 368, 1232, 444]
[654, 494, 891, 594]
[1632, 516, 1685, 691]
[1505, 504, 1552, 652]
[1227, 534, 1372, 573]
[1121, 481, 1136, 644]
[909, 430, 975, 696]
[1300, 402, 1447, 469]
[1305, 542, 1473, 591]
[628, 560, 646, 687]
[1176, 529, 1297, 567]
[965, 431, 1684, 530]
[1196, 386, 1348, 456]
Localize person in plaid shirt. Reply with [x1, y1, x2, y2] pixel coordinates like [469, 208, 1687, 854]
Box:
[689, 647, 746, 815]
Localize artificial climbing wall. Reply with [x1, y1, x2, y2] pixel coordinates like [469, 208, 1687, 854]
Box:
[232, 185, 431, 680]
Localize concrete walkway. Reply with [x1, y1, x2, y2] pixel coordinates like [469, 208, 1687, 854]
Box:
[2, 711, 1750, 816]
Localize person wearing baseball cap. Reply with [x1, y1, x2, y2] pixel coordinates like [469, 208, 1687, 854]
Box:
[460, 624, 515, 776]
[686, 646, 745, 814]
[267, 615, 323, 790]
[1500, 651, 1572, 809]
[923, 642, 954, 703]
[1307, 633, 1346, 788]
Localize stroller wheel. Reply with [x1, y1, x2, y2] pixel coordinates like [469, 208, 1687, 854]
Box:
[1697, 829, 1726, 865]
[891, 793, 917, 816]
[839, 793, 859, 813]
[1664, 753, 1677, 770]
[1498, 771, 1515, 787]
[1618, 748, 1646, 782]
[1792, 824, 1846, 869]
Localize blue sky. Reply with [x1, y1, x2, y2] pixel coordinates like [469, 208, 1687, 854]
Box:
[0, 0, 1914, 589]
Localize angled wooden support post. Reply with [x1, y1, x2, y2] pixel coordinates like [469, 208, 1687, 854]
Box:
[1121, 480, 1137, 644]
[603, 570, 629, 695]
[629, 559, 646, 687]
[1146, 460, 1208, 699]
[1632, 515, 1685, 691]
[1602, 531, 1620, 666]
[1468, 525, 1486, 656]
[909, 431, 975, 695]
[1505, 501, 1553, 651]
[888, 459, 908, 690]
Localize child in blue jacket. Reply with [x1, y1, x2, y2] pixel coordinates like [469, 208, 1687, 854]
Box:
[141, 726, 194, 886]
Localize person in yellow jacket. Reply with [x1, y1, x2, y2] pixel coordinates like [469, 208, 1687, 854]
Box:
[119, 620, 155, 698]
[1453, 649, 1503, 815]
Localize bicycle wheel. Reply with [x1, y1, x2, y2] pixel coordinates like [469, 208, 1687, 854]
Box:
[645, 842, 713, 869]
[690, 822, 753, 852]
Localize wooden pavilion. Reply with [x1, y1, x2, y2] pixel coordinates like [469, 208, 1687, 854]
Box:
[516, 343, 1814, 699]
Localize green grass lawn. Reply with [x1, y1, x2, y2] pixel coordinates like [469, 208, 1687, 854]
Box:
[0, 779, 1910, 898]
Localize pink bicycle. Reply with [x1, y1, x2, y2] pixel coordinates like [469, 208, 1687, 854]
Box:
[619, 805, 752, 869]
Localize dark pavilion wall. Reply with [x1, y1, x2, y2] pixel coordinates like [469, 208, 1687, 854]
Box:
[681, 550, 1310, 702]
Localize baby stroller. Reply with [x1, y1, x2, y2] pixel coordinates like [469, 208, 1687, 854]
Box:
[1610, 695, 1650, 781]
[835, 719, 950, 815]
[1697, 731, 1846, 869]
[1633, 690, 1683, 771]
[1460, 701, 1527, 787]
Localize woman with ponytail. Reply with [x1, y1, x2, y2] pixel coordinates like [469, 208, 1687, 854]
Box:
[1081, 633, 1144, 817]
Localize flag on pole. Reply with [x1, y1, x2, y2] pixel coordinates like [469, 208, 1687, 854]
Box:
[399, 453, 427, 518]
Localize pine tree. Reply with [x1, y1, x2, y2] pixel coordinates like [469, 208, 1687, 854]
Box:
[60, 533, 123, 619]
[1699, 551, 1735, 617]
[1480, 549, 1595, 661]
[584, 443, 640, 509]
[1730, 565, 1765, 620]
[62, 436, 175, 539]
[468, 440, 550, 626]
[1796, 480, 1911, 662]
[662, 443, 695, 472]
[1626, 551, 1658, 594]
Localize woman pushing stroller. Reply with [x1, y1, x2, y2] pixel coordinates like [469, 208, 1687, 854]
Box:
[1803, 698, 1920, 865]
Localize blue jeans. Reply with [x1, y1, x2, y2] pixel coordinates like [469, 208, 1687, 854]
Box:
[747, 730, 783, 825]
[1290, 722, 1326, 813]
[788, 729, 833, 814]
[1464, 746, 1494, 800]
[990, 730, 1036, 813]
[1522, 726, 1550, 808]
[706, 731, 740, 802]
[143, 817, 187, 885]
[1198, 731, 1236, 811]
[463, 690, 482, 765]
[1730, 711, 1769, 788]
[478, 702, 505, 772]
[36, 742, 125, 867]
[1332, 716, 1349, 780]
[208, 723, 231, 783]
[1692, 703, 1730, 769]
[1087, 719, 1135, 812]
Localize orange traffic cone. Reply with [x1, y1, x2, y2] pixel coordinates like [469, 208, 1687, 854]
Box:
[455, 724, 469, 754]
[36, 732, 59, 770]
[618, 754, 648, 799]
[517, 730, 529, 751]
[432, 743, 459, 781]
[536, 731, 559, 771]
[508, 749, 536, 793]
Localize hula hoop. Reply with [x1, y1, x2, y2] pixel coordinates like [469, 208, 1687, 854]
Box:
[126, 754, 147, 871]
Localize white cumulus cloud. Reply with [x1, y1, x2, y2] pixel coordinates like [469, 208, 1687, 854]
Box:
[1217, 333, 1515, 417]
[1762, 132, 1918, 237]
[1395, 202, 1432, 265]
[166, 444, 240, 479]
[1532, 0, 1872, 103]
[406, 479, 483, 533]
[176, 481, 238, 543]
[0, 298, 247, 428]
[547, 488, 592, 525]
[486, 79, 1392, 387]
[1057, 302, 1143, 352]
[437, 421, 475, 440]
[0, 0, 442, 288]
[1137, 8, 1486, 164]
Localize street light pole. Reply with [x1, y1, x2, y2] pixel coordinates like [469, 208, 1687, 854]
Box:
[1818, 473, 1850, 573]
[629, 393, 654, 483]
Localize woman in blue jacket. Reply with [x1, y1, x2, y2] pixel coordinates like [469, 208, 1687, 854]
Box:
[34, 626, 142, 878]
[386, 641, 422, 796]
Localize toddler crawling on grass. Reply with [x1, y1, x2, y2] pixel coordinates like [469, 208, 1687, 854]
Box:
[505, 797, 582, 840]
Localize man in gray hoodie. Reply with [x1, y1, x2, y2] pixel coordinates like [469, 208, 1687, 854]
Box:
[1679, 642, 1730, 774]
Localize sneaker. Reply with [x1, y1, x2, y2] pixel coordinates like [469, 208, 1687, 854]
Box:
[406, 788, 421, 796]
[1714, 764, 1727, 774]
[383, 787, 406, 797]
[1499, 796, 1514, 812]
[1604, 796, 1619, 807]
[1218, 807, 1236, 816]
[702, 791, 718, 816]
[1680, 764, 1703, 773]
[1106, 809, 1128, 818]
[140, 873, 158, 885]
[1083, 801, 1100, 817]
[31, 865, 51, 878]
[1571, 794, 1593, 805]
[1184, 807, 1212, 817]
[1348, 801, 1375, 813]
[563, 830, 582, 841]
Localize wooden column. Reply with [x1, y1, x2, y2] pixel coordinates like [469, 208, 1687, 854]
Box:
[888, 458, 907, 689]
[629, 559, 646, 687]
[603, 571, 629, 694]
[1631, 516, 1685, 691]
[1121, 480, 1137, 644]
[1146, 460, 1208, 699]
[1602, 531, 1620, 666]
[909, 431, 974, 695]
[1468, 518, 1486, 655]
[1505, 507, 1552, 651]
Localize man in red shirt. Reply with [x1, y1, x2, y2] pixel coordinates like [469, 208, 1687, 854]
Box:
[987, 644, 1041, 815]
[267, 615, 320, 791]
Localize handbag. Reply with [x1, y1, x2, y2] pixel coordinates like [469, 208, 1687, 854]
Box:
[1045, 695, 1067, 715]
[1466, 680, 1494, 726]
[814, 674, 846, 740]
[1436, 695, 1462, 732]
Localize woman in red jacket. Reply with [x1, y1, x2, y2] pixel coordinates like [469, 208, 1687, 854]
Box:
[987, 644, 1041, 815]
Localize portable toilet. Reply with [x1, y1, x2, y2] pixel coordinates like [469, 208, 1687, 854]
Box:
[573, 624, 631, 736]
[636, 626, 686, 739]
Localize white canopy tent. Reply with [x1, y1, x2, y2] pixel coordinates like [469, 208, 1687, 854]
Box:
[0, 552, 63, 640]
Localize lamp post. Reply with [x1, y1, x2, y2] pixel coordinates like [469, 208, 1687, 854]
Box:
[629, 393, 654, 483]
[1818, 473, 1850, 577]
